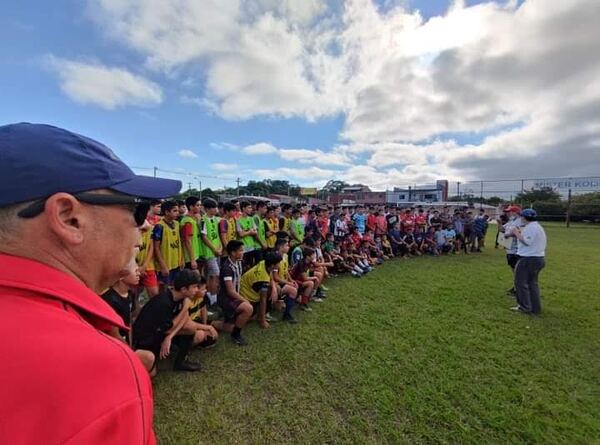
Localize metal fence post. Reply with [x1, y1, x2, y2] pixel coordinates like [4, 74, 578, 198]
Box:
[566, 188, 572, 228]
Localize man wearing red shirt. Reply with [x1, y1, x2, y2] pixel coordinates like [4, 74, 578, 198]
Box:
[366, 207, 378, 233]
[401, 209, 416, 232]
[316, 208, 330, 240]
[0, 123, 181, 444]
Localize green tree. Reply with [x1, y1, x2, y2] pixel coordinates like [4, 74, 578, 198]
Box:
[515, 187, 561, 204]
[322, 180, 350, 193]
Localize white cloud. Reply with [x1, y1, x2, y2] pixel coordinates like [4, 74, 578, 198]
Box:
[210, 142, 240, 151]
[177, 149, 198, 159]
[86, 0, 600, 186]
[254, 166, 336, 180]
[47, 56, 163, 109]
[242, 142, 278, 155]
[211, 162, 239, 171]
[278, 148, 352, 166]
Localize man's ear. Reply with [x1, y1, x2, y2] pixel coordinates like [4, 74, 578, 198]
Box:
[44, 193, 87, 245]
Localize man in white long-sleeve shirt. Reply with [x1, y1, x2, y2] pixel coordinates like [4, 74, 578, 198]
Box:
[511, 209, 547, 314]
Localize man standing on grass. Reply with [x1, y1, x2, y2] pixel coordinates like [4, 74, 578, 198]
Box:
[153, 200, 184, 289]
[502, 205, 523, 296]
[200, 198, 223, 305]
[181, 196, 202, 272]
[0, 122, 182, 444]
[237, 201, 258, 271]
[511, 209, 547, 315]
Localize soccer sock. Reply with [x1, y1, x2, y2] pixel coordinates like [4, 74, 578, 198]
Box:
[232, 327, 241, 337]
[284, 296, 295, 316]
[353, 265, 363, 274]
[206, 292, 217, 305]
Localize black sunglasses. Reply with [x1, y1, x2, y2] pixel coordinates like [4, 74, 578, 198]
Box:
[17, 192, 150, 227]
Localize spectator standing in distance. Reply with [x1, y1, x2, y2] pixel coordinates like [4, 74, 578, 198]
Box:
[352, 207, 367, 235]
[511, 209, 547, 315]
[501, 205, 523, 296]
[0, 122, 181, 444]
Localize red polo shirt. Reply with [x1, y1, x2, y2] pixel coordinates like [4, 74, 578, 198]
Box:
[0, 253, 155, 444]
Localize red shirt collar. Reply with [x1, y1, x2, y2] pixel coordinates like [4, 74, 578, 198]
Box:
[0, 253, 127, 330]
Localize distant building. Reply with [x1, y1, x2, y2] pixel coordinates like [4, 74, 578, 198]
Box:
[386, 180, 448, 204]
[328, 180, 449, 206]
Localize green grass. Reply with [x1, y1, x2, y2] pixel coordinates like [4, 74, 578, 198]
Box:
[153, 223, 600, 444]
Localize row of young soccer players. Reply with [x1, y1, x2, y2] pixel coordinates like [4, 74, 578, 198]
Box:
[100, 199, 491, 374]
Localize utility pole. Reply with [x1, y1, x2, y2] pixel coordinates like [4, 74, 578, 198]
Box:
[480, 181, 484, 209]
[236, 177, 241, 197]
[198, 180, 202, 199]
[457, 181, 461, 200]
[187, 182, 192, 191]
[153, 166, 157, 178]
[566, 188, 572, 228]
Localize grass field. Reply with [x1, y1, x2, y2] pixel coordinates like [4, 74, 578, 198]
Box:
[153, 223, 600, 444]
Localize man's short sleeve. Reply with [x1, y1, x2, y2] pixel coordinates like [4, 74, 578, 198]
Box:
[200, 219, 208, 236]
[251, 281, 270, 294]
[151, 224, 163, 241]
[182, 222, 193, 239]
[221, 262, 234, 281]
[219, 219, 228, 234]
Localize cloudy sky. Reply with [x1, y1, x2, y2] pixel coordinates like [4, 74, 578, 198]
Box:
[2, 0, 599, 191]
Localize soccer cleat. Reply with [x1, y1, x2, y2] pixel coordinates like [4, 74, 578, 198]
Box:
[231, 333, 248, 346]
[300, 305, 313, 312]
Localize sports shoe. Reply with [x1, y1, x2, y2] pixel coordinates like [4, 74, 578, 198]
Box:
[300, 305, 313, 312]
[231, 333, 248, 346]
[197, 337, 217, 349]
[173, 359, 202, 372]
[312, 297, 324, 303]
[283, 313, 299, 324]
[265, 312, 277, 323]
[321, 285, 329, 291]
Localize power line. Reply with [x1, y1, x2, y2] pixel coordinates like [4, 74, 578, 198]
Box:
[130, 165, 242, 181]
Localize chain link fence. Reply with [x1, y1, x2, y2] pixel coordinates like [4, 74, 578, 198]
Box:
[452, 176, 600, 225]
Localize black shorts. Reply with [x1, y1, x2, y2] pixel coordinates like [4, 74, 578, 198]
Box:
[133, 339, 162, 358]
[220, 298, 244, 323]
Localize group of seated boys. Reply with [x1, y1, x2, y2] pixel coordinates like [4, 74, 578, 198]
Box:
[100, 199, 490, 374]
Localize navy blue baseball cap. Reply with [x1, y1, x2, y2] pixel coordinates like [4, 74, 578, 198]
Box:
[520, 208, 537, 218]
[0, 123, 182, 207]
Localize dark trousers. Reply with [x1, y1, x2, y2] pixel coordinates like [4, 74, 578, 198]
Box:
[514, 257, 545, 314]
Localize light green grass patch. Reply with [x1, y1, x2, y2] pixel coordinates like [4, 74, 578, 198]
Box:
[154, 223, 600, 444]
